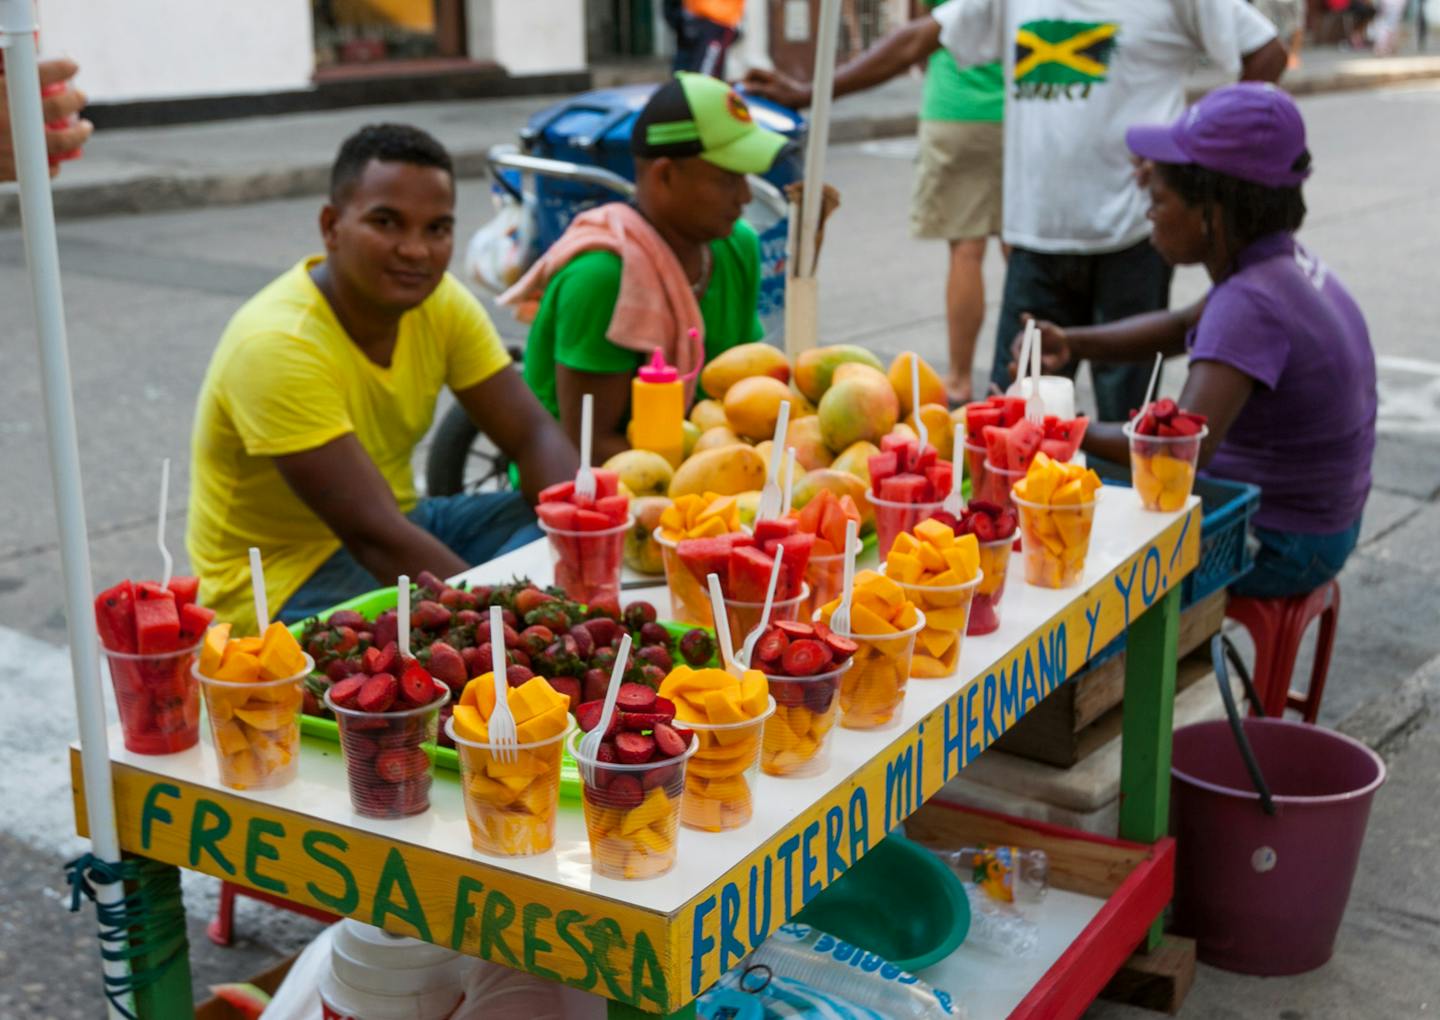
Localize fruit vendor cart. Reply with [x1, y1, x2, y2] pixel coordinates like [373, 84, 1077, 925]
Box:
[68, 490, 1199, 1018]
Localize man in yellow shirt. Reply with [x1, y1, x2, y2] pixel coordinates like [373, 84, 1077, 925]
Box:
[188, 124, 578, 632]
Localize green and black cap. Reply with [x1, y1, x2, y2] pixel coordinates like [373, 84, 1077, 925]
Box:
[631, 72, 788, 175]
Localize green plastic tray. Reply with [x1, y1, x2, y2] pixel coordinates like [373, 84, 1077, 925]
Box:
[289, 586, 715, 801]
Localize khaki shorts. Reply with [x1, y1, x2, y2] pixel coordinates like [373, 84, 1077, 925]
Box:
[910, 119, 1004, 242]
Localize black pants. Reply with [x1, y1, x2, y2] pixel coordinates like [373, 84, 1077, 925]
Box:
[672, 14, 736, 78]
[989, 239, 1173, 423]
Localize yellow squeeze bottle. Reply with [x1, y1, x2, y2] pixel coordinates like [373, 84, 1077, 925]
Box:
[629, 348, 686, 467]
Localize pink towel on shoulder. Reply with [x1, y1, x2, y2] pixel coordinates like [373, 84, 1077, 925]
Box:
[499, 202, 705, 400]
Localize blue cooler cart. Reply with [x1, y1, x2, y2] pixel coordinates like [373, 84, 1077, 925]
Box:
[505, 83, 804, 338]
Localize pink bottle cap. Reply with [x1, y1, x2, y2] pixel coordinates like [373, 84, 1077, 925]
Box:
[638, 348, 679, 384]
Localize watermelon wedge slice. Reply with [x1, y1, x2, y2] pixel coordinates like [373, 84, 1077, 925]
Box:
[94, 580, 138, 654]
[133, 582, 180, 654]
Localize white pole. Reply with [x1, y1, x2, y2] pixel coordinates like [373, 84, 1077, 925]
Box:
[0, 8, 130, 1017]
[797, 0, 842, 280]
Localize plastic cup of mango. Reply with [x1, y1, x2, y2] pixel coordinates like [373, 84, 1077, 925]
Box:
[680, 696, 776, 832]
[654, 529, 713, 628]
[569, 728, 700, 880]
[870, 494, 946, 561]
[1123, 422, 1208, 513]
[1012, 493, 1097, 589]
[723, 583, 810, 650]
[969, 538, 1015, 636]
[829, 611, 926, 730]
[762, 659, 852, 778]
[448, 716, 575, 857]
[892, 571, 983, 679]
[195, 654, 313, 791]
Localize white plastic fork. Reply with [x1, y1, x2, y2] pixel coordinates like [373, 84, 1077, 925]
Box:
[828, 518, 860, 636]
[1024, 320, 1046, 425]
[941, 433, 965, 519]
[911, 355, 928, 452]
[578, 634, 632, 786]
[574, 392, 596, 504]
[755, 399, 792, 522]
[737, 546, 786, 669]
[487, 606, 518, 763]
[706, 573, 739, 676]
[1140, 351, 1163, 419]
[780, 447, 797, 517]
[397, 574, 411, 657]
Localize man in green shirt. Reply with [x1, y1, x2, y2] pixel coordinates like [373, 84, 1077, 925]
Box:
[519, 73, 787, 461]
[912, 2, 1005, 406]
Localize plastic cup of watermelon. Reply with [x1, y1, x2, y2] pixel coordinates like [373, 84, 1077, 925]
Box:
[327, 681, 448, 819]
[448, 716, 573, 856]
[963, 440, 989, 501]
[1123, 422, 1208, 513]
[890, 572, 983, 679]
[968, 537, 1015, 636]
[654, 529, 714, 627]
[1013, 494, 1097, 589]
[802, 551, 845, 620]
[827, 611, 926, 730]
[724, 582, 810, 654]
[870, 494, 947, 560]
[195, 655, 312, 791]
[979, 460, 1027, 514]
[762, 659, 852, 777]
[679, 696, 775, 831]
[569, 728, 698, 880]
[101, 640, 203, 754]
[539, 516, 631, 605]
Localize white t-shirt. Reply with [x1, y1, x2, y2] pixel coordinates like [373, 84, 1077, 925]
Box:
[932, 0, 1276, 253]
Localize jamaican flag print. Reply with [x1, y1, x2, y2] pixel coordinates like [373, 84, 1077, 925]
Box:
[1014, 19, 1118, 86]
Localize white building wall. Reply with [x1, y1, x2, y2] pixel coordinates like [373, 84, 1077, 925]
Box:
[38, 0, 314, 103]
[33, 0, 587, 106]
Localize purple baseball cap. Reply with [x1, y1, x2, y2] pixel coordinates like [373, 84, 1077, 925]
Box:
[1126, 83, 1311, 188]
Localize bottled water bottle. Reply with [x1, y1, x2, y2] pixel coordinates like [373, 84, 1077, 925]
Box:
[962, 884, 1041, 959]
[744, 923, 964, 1019]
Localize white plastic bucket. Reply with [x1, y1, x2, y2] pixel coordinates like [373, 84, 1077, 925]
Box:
[319, 920, 465, 1020]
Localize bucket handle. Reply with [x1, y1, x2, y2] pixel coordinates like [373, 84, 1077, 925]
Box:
[1211, 633, 1277, 816]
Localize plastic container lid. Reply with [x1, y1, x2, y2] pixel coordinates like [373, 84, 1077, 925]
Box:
[329, 919, 464, 999]
[638, 348, 678, 384]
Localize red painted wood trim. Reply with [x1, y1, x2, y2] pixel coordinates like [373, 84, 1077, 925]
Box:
[923, 798, 1155, 852]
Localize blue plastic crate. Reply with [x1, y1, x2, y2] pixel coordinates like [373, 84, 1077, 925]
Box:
[1083, 461, 1260, 666]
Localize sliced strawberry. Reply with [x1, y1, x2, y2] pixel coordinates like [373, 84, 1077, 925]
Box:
[329, 675, 367, 709]
[362, 642, 399, 676]
[782, 639, 829, 677]
[614, 731, 656, 764]
[400, 666, 437, 706]
[357, 673, 398, 713]
[374, 747, 430, 783]
[819, 629, 859, 659]
[575, 700, 620, 736]
[1151, 398, 1178, 423]
[755, 629, 789, 663]
[426, 641, 467, 690]
[615, 682, 657, 712]
[651, 722, 688, 758]
[642, 763, 678, 790]
[546, 676, 581, 709]
[591, 773, 642, 808]
[620, 696, 677, 730]
[774, 620, 815, 639]
[1168, 414, 1202, 437]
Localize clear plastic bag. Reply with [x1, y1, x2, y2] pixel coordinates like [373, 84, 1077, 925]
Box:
[465, 184, 537, 295]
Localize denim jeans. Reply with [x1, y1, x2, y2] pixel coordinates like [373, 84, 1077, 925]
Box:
[1231, 520, 1362, 600]
[277, 491, 541, 623]
[990, 239, 1173, 422]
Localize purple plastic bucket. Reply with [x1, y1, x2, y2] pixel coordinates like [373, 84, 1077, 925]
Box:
[1171, 716, 1385, 975]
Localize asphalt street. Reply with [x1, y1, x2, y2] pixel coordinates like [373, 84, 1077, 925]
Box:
[1, 82, 1438, 1017]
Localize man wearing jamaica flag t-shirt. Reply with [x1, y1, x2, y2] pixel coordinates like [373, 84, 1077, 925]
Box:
[745, 1, 1287, 422]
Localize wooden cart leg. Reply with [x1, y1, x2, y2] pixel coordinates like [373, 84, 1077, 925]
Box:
[607, 1001, 698, 1019]
[127, 858, 195, 1019]
[1119, 586, 1180, 951]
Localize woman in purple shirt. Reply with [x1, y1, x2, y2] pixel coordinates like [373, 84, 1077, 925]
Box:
[1025, 84, 1377, 599]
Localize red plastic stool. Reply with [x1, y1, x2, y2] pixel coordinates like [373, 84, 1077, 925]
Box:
[1224, 579, 1341, 723]
[208, 881, 339, 945]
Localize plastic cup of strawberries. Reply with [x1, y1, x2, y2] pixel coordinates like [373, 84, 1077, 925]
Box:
[570, 683, 699, 880]
[1123, 400, 1209, 513]
[534, 470, 631, 605]
[926, 500, 1019, 636]
[754, 620, 856, 778]
[324, 644, 450, 819]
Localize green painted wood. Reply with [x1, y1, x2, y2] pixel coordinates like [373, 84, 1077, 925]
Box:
[1119, 586, 1181, 950]
[608, 1000, 698, 1019]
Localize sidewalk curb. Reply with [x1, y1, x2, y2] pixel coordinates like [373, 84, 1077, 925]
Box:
[4, 60, 1439, 228]
[1338, 650, 1440, 753]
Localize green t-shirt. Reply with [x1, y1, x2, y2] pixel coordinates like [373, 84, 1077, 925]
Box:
[921, 53, 1004, 123]
[523, 218, 765, 418]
